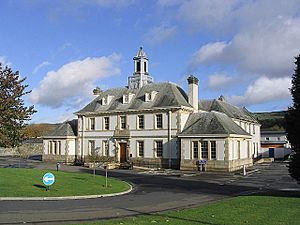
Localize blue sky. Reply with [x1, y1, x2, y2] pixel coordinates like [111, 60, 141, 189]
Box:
[1, 0, 300, 123]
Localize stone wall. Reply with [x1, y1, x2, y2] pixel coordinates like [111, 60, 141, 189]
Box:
[180, 158, 253, 172]
[130, 158, 180, 169]
[0, 143, 43, 158]
[42, 154, 76, 164]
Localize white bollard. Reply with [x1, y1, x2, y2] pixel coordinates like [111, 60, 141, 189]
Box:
[243, 165, 247, 176]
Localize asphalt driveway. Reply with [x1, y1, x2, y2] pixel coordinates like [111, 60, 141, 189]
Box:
[0, 157, 299, 225]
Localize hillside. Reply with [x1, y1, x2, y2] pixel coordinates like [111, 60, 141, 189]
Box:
[252, 111, 286, 131]
[23, 123, 59, 139]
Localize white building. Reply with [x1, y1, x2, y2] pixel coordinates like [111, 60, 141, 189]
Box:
[43, 47, 261, 172]
[259, 131, 291, 159]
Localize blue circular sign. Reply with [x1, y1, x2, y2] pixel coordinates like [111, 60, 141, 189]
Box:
[43, 172, 55, 186]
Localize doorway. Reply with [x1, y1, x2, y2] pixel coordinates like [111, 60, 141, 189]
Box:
[119, 143, 127, 163]
[269, 148, 275, 158]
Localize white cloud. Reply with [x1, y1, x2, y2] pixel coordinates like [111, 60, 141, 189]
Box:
[228, 77, 291, 107]
[208, 74, 234, 89]
[32, 61, 51, 74]
[57, 111, 76, 123]
[0, 56, 12, 67]
[157, 0, 182, 7]
[30, 54, 121, 108]
[144, 24, 177, 45]
[86, 0, 135, 8]
[178, 0, 239, 32]
[190, 42, 227, 69]
[191, 17, 300, 78]
[176, 0, 300, 33]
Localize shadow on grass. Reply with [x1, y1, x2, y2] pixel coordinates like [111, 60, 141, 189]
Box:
[34, 184, 46, 190]
[250, 190, 300, 198]
[72, 177, 88, 181]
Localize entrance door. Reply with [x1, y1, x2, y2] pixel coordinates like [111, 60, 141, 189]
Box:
[119, 143, 127, 163]
[269, 148, 275, 158]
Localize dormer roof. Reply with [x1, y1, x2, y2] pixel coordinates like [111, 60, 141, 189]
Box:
[75, 82, 191, 115]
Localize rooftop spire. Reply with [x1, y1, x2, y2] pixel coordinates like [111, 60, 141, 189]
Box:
[136, 46, 148, 58]
[128, 47, 153, 89]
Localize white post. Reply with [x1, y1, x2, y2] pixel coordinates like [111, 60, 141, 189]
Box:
[105, 165, 108, 188]
[243, 165, 247, 176]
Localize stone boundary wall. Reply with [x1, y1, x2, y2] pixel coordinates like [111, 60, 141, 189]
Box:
[0, 143, 43, 158]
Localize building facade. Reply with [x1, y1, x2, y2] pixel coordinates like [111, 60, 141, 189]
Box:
[43, 48, 261, 172]
[259, 131, 291, 159]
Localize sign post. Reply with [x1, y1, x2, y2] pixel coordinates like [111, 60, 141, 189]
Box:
[198, 160, 207, 172]
[43, 172, 55, 191]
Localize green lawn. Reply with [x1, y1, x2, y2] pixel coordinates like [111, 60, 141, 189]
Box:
[0, 168, 130, 197]
[79, 196, 300, 225]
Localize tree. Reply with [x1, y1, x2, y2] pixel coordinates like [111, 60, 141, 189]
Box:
[23, 123, 56, 139]
[285, 54, 300, 184]
[0, 63, 36, 147]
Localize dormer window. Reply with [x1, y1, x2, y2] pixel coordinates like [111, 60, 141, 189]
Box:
[123, 94, 129, 104]
[145, 91, 158, 102]
[101, 96, 108, 105]
[123, 93, 135, 104]
[100, 95, 113, 106]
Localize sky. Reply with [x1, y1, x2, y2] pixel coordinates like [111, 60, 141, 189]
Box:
[0, 0, 300, 124]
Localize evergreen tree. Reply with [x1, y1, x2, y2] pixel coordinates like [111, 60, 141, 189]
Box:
[0, 63, 36, 147]
[285, 54, 300, 183]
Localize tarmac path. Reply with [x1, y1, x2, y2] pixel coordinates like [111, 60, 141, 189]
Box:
[0, 157, 299, 225]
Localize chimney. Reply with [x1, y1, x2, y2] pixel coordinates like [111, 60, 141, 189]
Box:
[93, 87, 102, 95]
[187, 75, 199, 112]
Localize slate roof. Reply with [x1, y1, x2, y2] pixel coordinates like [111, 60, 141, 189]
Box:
[76, 82, 191, 114]
[180, 111, 250, 136]
[199, 99, 258, 123]
[45, 119, 77, 137]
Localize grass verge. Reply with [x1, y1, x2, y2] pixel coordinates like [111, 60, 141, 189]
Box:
[78, 196, 300, 225]
[0, 168, 130, 197]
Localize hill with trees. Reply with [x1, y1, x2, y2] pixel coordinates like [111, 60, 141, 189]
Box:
[252, 111, 286, 131]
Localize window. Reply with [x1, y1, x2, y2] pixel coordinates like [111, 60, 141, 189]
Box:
[124, 94, 129, 103]
[138, 115, 144, 129]
[54, 141, 57, 155]
[193, 141, 199, 159]
[211, 141, 216, 159]
[103, 140, 109, 156]
[237, 140, 241, 159]
[137, 61, 141, 72]
[88, 140, 95, 156]
[138, 141, 144, 157]
[104, 117, 109, 130]
[120, 115, 126, 129]
[89, 118, 95, 130]
[253, 125, 255, 134]
[48, 141, 52, 154]
[145, 91, 158, 102]
[156, 114, 163, 129]
[101, 96, 108, 105]
[50, 141, 61, 155]
[144, 62, 147, 72]
[201, 141, 208, 159]
[155, 141, 163, 157]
